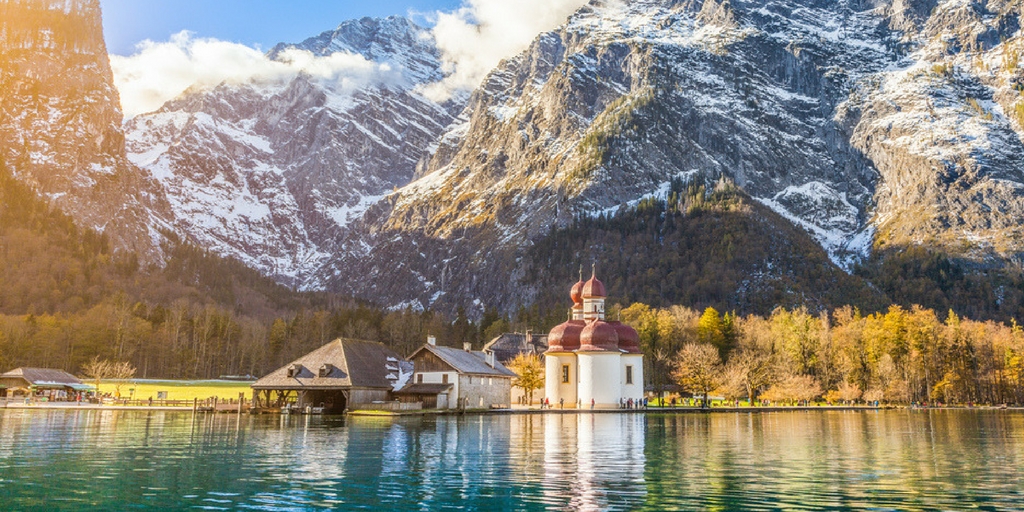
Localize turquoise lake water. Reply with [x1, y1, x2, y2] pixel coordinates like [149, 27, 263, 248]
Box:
[1, 409, 1023, 510]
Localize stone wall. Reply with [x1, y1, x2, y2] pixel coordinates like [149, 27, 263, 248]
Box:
[457, 375, 511, 409]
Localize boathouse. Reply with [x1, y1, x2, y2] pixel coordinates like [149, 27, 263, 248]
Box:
[0, 367, 92, 399]
[251, 338, 412, 414]
[401, 336, 515, 410]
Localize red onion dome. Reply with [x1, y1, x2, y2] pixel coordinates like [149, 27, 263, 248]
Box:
[609, 321, 641, 354]
[546, 320, 584, 352]
[579, 319, 619, 351]
[570, 279, 584, 305]
[582, 276, 606, 299]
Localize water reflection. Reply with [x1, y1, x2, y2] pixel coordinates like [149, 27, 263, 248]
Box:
[1, 409, 1023, 510]
[644, 410, 1024, 511]
[534, 413, 647, 510]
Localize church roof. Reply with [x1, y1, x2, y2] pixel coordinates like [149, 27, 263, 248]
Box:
[580, 320, 620, 351]
[582, 275, 606, 299]
[547, 320, 585, 352]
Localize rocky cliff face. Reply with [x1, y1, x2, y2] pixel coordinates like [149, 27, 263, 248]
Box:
[124, 17, 460, 285]
[0, 0, 166, 255]
[311, 0, 1023, 314]
[843, 0, 1024, 263]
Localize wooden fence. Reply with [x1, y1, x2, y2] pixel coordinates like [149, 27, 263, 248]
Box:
[349, 401, 423, 412]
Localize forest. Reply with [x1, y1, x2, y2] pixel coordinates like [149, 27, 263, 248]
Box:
[623, 302, 1024, 406]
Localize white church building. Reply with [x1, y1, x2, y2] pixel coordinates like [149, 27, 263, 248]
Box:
[544, 268, 644, 408]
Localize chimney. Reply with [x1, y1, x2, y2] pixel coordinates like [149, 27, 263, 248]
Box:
[486, 352, 495, 368]
[463, 342, 472, 352]
[427, 335, 436, 346]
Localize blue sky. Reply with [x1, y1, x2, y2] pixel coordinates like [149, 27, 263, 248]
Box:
[100, 0, 463, 55]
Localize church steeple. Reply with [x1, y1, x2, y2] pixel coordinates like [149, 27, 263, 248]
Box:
[581, 264, 606, 321]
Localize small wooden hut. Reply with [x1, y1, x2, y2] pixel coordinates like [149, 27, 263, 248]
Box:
[0, 367, 92, 400]
[251, 338, 411, 413]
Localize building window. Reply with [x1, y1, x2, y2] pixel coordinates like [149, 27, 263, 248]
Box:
[417, 374, 423, 384]
[562, 365, 570, 384]
[443, 374, 449, 384]
[488, 378, 493, 386]
[626, 366, 633, 385]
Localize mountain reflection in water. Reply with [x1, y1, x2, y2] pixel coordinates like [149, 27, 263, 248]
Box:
[0, 409, 1022, 510]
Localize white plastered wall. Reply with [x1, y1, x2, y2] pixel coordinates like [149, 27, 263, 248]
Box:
[621, 354, 644, 402]
[545, 353, 578, 407]
[578, 352, 620, 408]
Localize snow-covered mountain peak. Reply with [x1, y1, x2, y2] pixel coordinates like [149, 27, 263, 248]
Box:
[268, 16, 445, 87]
[125, 16, 462, 285]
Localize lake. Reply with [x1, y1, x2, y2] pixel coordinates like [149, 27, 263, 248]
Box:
[1, 409, 1022, 510]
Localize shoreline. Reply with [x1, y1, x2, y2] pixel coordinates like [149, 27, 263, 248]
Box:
[4, 402, 1022, 416]
[341, 404, 1024, 417]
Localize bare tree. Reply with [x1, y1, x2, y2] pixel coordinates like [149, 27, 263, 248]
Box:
[81, 357, 136, 399]
[761, 375, 822, 405]
[838, 381, 863, 403]
[672, 343, 724, 408]
[82, 356, 111, 397]
[109, 361, 137, 398]
[725, 346, 775, 404]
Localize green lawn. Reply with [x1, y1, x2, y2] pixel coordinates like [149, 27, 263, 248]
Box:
[96, 379, 254, 401]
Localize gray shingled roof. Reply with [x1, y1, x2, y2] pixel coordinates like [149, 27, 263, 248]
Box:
[0, 367, 83, 387]
[483, 332, 548, 365]
[413, 345, 517, 377]
[252, 338, 405, 390]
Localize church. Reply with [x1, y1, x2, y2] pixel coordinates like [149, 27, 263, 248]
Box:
[544, 268, 644, 408]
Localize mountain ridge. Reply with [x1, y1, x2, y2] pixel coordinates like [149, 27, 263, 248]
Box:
[4, 0, 1024, 322]
[316, 0, 1023, 316]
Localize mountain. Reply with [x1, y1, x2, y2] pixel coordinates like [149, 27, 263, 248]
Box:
[0, 0, 168, 257]
[313, 0, 1024, 317]
[6, 0, 1023, 322]
[124, 16, 461, 285]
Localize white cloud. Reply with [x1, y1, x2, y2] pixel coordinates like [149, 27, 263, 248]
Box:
[111, 0, 588, 115]
[420, 0, 588, 101]
[111, 31, 398, 118]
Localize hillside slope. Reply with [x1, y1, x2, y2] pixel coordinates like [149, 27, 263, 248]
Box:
[316, 0, 1024, 317]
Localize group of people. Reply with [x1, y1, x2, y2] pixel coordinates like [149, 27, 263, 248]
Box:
[539, 397, 581, 409]
[619, 397, 647, 409]
[534, 397, 650, 409]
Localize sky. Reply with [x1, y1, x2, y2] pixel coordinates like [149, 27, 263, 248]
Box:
[100, 0, 590, 117]
[99, 0, 463, 56]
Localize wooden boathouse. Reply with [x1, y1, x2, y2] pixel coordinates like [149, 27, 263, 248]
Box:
[251, 338, 411, 414]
